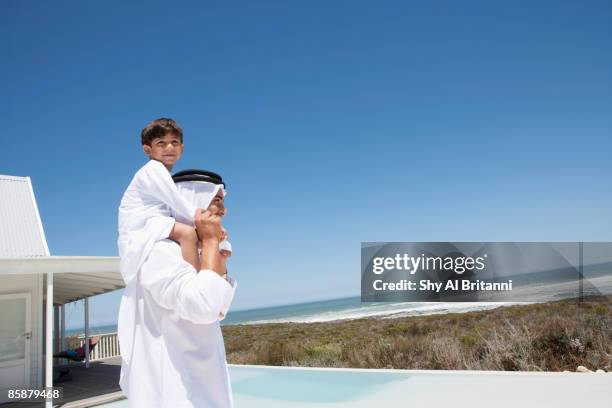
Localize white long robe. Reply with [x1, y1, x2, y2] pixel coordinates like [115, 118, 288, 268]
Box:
[117, 160, 237, 407]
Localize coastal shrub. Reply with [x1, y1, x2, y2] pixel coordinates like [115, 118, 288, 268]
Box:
[592, 304, 607, 315]
[477, 321, 538, 371]
[343, 342, 379, 368]
[224, 336, 251, 353]
[532, 330, 571, 358]
[223, 296, 611, 371]
[304, 343, 342, 365]
[500, 357, 519, 371]
[459, 334, 479, 348]
[384, 323, 432, 336]
[254, 341, 303, 366]
[429, 337, 464, 370]
[374, 339, 395, 368]
[383, 324, 403, 336]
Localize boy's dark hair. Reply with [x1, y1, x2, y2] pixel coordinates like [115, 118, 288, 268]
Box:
[141, 118, 183, 145]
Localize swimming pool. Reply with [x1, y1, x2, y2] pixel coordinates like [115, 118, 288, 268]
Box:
[98, 364, 612, 407]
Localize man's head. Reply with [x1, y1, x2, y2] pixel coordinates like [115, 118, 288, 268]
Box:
[174, 174, 229, 251]
[209, 189, 227, 216]
[173, 169, 227, 216]
[174, 178, 227, 219]
[141, 118, 184, 170]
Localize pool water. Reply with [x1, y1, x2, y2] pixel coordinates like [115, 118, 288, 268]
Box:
[98, 364, 612, 407]
[231, 366, 407, 403]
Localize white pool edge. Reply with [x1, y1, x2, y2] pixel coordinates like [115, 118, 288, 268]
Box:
[228, 363, 612, 376]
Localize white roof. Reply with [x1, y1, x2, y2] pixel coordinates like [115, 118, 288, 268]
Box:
[1, 174, 123, 305]
[0, 174, 49, 257]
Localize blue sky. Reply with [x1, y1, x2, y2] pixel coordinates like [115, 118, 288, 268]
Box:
[2, 1, 611, 328]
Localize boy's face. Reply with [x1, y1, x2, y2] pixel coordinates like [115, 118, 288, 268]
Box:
[143, 133, 184, 169]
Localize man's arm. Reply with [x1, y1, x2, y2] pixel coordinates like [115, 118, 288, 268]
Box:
[140, 205, 237, 324]
[140, 241, 235, 324]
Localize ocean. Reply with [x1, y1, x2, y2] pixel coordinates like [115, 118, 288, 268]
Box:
[65, 296, 523, 336]
[61, 263, 612, 337]
[222, 296, 528, 325]
[65, 273, 612, 335]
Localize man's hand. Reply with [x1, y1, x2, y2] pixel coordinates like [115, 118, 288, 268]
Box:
[194, 205, 223, 242]
[194, 206, 226, 276]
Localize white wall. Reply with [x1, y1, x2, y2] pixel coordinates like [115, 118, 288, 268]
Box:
[0, 273, 43, 389]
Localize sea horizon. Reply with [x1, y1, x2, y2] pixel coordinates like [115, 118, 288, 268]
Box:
[65, 295, 358, 335]
[64, 295, 521, 336]
[65, 273, 612, 336]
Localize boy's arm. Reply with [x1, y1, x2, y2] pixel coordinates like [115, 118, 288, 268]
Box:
[136, 160, 197, 224]
[168, 222, 200, 270]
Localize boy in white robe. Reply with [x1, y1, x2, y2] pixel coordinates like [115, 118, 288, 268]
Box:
[117, 118, 237, 407]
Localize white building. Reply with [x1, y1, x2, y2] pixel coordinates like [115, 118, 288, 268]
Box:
[0, 174, 122, 406]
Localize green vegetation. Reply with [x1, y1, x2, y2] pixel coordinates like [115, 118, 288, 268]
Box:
[222, 296, 611, 372]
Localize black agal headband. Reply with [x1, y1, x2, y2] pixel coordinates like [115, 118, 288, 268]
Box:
[172, 169, 226, 188]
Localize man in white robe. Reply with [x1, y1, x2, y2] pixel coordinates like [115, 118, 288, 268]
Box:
[117, 160, 237, 407]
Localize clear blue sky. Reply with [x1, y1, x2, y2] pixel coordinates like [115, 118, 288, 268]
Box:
[2, 1, 611, 328]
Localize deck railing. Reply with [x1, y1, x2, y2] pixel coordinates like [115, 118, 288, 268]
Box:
[76, 331, 121, 361]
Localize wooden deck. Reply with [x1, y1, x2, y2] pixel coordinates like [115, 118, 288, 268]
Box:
[2, 357, 125, 408]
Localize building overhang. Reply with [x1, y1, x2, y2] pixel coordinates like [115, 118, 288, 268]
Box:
[0, 256, 123, 304]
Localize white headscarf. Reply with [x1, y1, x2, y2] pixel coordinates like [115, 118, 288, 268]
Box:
[174, 180, 232, 253]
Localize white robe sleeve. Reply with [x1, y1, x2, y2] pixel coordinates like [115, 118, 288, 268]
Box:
[218, 275, 238, 320]
[140, 241, 237, 324]
[137, 160, 197, 225]
[118, 215, 176, 286]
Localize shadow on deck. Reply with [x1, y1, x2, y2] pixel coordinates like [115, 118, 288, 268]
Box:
[2, 357, 125, 408]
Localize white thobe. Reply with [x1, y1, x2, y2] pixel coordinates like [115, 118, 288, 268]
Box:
[121, 240, 236, 407]
[117, 160, 237, 407]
